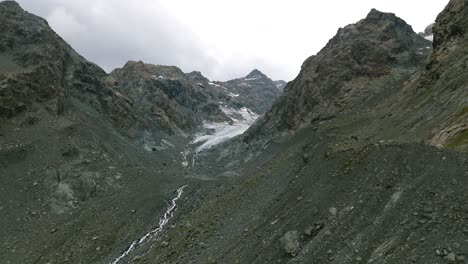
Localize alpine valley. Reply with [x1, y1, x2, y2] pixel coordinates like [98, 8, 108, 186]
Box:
[0, 0, 467, 264]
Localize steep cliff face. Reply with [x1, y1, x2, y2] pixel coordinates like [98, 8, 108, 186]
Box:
[379, 0, 468, 151]
[0, 1, 143, 131]
[258, 9, 431, 133]
[425, 0, 467, 150]
[109, 61, 230, 134]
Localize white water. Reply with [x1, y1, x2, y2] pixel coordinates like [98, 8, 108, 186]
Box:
[110, 185, 187, 264]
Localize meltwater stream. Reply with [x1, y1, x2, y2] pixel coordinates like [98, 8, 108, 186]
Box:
[110, 185, 187, 264]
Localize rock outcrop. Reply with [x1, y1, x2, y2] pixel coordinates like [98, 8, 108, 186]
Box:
[108, 61, 229, 133]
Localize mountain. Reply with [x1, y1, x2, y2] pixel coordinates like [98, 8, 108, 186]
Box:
[1, 0, 467, 263]
[0, 2, 193, 263]
[143, 3, 468, 263]
[209, 69, 285, 113]
[108, 61, 230, 134]
[262, 8, 431, 133]
[0, 1, 138, 126]
[0, 2, 285, 263]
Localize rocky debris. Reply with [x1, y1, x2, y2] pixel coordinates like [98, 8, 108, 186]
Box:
[131, 255, 142, 262]
[161, 241, 169, 247]
[219, 170, 240, 177]
[304, 222, 324, 237]
[446, 252, 456, 262]
[329, 207, 337, 217]
[280, 230, 300, 256]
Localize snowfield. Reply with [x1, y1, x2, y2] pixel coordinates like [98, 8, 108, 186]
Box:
[191, 106, 259, 152]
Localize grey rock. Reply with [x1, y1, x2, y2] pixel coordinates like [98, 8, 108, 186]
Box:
[445, 253, 456, 262]
[280, 230, 300, 257]
[219, 171, 240, 177]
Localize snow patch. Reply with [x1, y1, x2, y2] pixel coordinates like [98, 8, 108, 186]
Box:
[228, 92, 239, 98]
[191, 107, 259, 152]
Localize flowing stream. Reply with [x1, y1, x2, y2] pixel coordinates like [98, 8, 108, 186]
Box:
[110, 185, 187, 264]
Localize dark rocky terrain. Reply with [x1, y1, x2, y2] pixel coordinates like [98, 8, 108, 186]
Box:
[108, 61, 229, 134]
[0, 0, 467, 264]
[142, 1, 468, 264]
[209, 69, 285, 113]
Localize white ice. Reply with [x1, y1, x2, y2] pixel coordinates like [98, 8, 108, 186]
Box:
[191, 106, 259, 152]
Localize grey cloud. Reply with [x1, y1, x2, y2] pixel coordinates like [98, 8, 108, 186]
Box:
[15, 0, 224, 79]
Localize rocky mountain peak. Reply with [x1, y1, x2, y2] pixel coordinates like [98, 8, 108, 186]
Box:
[118, 60, 186, 80]
[256, 7, 431, 133]
[365, 8, 397, 21]
[245, 69, 267, 79]
[0, 0, 21, 10]
[185, 71, 210, 83]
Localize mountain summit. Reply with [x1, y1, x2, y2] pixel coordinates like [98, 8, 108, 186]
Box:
[245, 69, 267, 79]
[255, 8, 431, 133]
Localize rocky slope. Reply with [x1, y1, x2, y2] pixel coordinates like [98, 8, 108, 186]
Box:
[0, 1, 285, 263]
[261, 8, 431, 133]
[143, 2, 468, 264]
[0, 1, 143, 131]
[1, 0, 467, 264]
[107, 62, 284, 135]
[108, 61, 229, 134]
[0, 2, 193, 264]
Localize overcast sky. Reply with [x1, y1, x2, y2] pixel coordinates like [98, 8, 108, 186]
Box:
[15, 0, 448, 81]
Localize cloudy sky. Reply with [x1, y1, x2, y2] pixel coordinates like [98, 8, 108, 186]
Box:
[15, 0, 448, 81]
